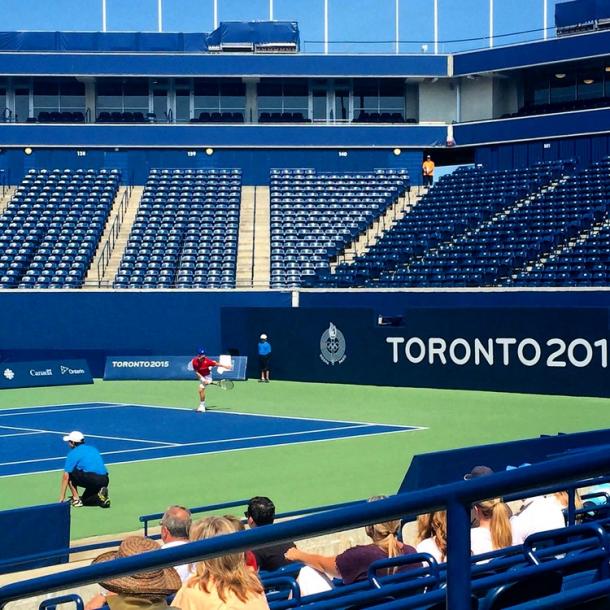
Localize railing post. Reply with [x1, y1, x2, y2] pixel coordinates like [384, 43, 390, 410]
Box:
[446, 496, 472, 610]
[567, 487, 576, 526]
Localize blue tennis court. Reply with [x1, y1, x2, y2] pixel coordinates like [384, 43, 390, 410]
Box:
[0, 402, 423, 477]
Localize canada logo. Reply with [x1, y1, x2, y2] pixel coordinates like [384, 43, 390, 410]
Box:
[320, 322, 347, 366]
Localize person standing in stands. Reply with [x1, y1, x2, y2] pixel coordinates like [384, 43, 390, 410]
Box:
[59, 431, 110, 508]
[422, 154, 435, 187]
[257, 334, 272, 383]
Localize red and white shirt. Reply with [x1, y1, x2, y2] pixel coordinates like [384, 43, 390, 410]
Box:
[192, 356, 218, 377]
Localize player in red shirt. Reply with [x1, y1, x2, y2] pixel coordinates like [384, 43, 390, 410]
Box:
[191, 347, 229, 412]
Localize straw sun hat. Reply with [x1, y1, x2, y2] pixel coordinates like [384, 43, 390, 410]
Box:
[92, 536, 181, 596]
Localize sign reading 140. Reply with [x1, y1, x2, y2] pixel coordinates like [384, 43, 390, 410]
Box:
[386, 337, 608, 368]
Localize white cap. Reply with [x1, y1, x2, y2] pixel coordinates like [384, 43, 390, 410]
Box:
[260, 334, 267, 340]
[63, 431, 84, 443]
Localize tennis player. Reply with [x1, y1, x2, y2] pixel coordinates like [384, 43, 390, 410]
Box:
[191, 348, 231, 412]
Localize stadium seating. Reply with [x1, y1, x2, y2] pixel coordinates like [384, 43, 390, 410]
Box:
[36, 111, 85, 123]
[190, 111, 245, 123]
[511, 158, 610, 287]
[502, 96, 610, 120]
[0, 168, 120, 289]
[269, 168, 410, 288]
[96, 111, 147, 123]
[113, 168, 241, 289]
[320, 160, 579, 288]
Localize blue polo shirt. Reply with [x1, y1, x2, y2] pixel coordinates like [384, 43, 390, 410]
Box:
[64, 444, 107, 475]
[258, 341, 272, 356]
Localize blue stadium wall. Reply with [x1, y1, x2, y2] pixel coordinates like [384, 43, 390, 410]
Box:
[0, 147, 423, 185]
[473, 132, 610, 172]
[1, 291, 610, 397]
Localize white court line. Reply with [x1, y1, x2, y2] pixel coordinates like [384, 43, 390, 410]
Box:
[0, 402, 118, 412]
[0, 428, 422, 479]
[0, 424, 179, 449]
[0, 404, 127, 418]
[117, 402, 426, 430]
[0, 430, 46, 438]
[0, 423, 373, 468]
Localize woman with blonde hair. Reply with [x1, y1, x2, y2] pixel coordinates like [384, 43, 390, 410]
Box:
[173, 516, 269, 610]
[416, 511, 447, 563]
[285, 496, 418, 585]
[471, 498, 513, 556]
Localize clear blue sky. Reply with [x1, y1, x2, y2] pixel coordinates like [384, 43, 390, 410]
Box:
[0, 0, 565, 52]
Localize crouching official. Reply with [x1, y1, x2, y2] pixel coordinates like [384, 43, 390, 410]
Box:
[59, 431, 110, 508]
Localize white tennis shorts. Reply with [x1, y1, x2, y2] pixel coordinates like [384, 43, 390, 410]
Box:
[199, 375, 213, 388]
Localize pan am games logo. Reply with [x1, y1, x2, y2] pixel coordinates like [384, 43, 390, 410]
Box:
[320, 322, 347, 366]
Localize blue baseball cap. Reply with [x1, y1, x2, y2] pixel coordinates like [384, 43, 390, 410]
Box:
[197, 347, 206, 355]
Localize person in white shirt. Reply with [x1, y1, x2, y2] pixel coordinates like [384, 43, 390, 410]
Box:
[415, 511, 447, 564]
[510, 493, 566, 545]
[160, 505, 192, 583]
[471, 498, 513, 557]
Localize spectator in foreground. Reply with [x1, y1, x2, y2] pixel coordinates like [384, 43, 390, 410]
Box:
[173, 516, 269, 610]
[84, 536, 181, 610]
[511, 491, 570, 545]
[246, 496, 295, 572]
[471, 498, 513, 556]
[416, 510, 447, 563]
[223, 514, 258, 570]
[285, 496, 419, 585]
[160, 505, 192, 583]
[59, 430, 110, 508]
[463, 465, 495, 527]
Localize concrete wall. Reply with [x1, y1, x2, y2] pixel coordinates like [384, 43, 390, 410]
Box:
[418, 80, 457, 123]
[459, 77, 493, 122]
[493, 76, 519, 118]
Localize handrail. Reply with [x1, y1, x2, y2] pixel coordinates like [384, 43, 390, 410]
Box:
[139, 497, 367, 536]
[2, 448, 610, 609]
[251, 186, 257, 286]
[96, 188, 130, 287]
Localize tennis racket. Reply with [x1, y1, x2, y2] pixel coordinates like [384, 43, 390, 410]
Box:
[214, 379, 234, 391]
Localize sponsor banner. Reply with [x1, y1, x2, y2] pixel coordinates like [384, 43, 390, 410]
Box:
[221, 307, 610, 397]
[0, 359, 93, 390]
[103, 355, 248, 381]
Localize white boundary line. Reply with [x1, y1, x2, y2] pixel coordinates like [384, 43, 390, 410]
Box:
[0, 404, 127, 418]
[0, 423, 179, 449]
[117, 402, 426, 430]
[0, 423, 373, 467]
[0, 402, 118, 412]
[0, 428, 421, 479]
[1, 401, 427, 431]
[0, 430, 45, 438]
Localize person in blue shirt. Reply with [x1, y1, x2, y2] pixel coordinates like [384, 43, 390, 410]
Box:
[258, 333, 272, 383]
[59, 431, 110, 508]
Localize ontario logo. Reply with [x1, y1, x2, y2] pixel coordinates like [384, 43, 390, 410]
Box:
[320, 322, 347, 366]
[3, 368, 15, 380]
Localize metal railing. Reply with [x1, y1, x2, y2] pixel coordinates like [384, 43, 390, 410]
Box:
[250, 186, 257, 286]
[2, 448, 610, 609]
[96, 188, 130, 287]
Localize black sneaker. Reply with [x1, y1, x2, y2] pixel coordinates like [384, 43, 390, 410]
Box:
[98, 486, 109, 502]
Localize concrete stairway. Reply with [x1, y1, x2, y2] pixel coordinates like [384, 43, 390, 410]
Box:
[235, 186, 270, 288]
[252, 186, 270, 288]
[235, 186, 256, 287]
[84, 186, 143, 287]
[331, 187, 422, 270]
[0, 186, 16, 215]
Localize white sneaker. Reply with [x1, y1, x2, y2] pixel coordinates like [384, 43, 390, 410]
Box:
[196, 404, 206, 413]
